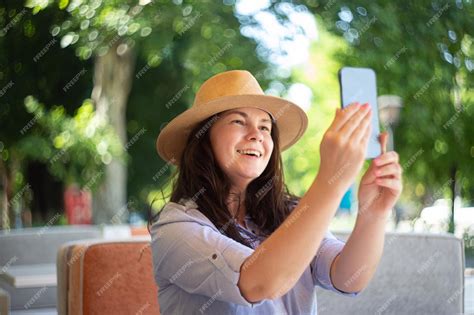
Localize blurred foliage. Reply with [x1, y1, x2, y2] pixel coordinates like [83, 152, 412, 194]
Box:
[297, 0, 474, 215]
[1, 0, 296, 218]
[16, 96, 123, 189]
[0, 2, 93, 131]
[0, 3, 93, 191]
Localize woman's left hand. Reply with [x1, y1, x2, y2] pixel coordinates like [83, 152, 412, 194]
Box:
[358, 132, 403, 218]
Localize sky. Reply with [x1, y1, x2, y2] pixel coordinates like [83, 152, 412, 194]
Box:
[236, 0, 318, 68]
[235, 0, 318, 111]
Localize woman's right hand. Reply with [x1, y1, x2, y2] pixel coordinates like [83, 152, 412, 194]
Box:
[316, 102, 372, 193]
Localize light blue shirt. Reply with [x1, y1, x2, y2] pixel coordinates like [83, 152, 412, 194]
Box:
[150, 198, 359, 314]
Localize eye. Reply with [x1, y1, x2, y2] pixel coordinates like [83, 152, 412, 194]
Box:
[260, 126, 271, 132]
[231, 119, 244, 125]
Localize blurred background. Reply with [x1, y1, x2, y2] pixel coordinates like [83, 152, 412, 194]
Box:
[0, 0, 473, 263]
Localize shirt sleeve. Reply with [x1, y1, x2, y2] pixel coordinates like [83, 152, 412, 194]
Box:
[311, 231, 360, 297]
[150, 214, 266, 308]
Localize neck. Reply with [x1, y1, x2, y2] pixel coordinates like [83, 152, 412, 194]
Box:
[227, 188, 246, 224]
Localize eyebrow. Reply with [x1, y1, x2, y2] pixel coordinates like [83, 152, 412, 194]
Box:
[226, 110, 273, 123]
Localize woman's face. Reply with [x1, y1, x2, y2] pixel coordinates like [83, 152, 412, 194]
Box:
[209, 107, 274, 192]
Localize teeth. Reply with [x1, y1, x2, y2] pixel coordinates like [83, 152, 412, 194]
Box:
[237, 149, 262, 157]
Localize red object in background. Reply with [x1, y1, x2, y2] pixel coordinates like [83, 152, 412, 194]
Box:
[64, 185, 92, 224]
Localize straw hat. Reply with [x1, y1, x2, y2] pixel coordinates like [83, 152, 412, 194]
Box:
[156, 70, 308, 165]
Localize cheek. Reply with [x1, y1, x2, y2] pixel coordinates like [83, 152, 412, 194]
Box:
[210, 126, 237, 159]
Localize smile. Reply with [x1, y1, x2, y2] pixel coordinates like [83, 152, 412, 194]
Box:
[236, 149, 262, 158]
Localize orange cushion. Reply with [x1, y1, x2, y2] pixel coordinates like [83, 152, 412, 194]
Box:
[69, 244, 86, 315]
[68, 241, 160, 314]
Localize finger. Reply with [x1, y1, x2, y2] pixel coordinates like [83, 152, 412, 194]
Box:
[375, 163, 402, 179]
[352, 118, 371, 159]
[360, 158, 378, 183]
[374, 151, 399, 167]
[341, 102, 360, 113]
[379, 132, 388, 155]
[339, 103, 371, 137]
[330, 102, 360, 130]
[330, 102, 362, 131]
[375, 177, 402, 191]
[352, 110, 372, 144]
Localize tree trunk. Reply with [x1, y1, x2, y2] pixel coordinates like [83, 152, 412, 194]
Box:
[91, 40, 135, 224]
[0, 160, 10, 230]
[0, 155, 21, 230]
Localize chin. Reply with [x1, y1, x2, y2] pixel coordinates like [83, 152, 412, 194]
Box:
[237, 169, 263, 180]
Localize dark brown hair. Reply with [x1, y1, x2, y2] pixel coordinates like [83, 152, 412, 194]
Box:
[149, 111, 301, 248]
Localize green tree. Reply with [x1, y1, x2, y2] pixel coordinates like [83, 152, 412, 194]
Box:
[0, 0, 94, 228]
[1, 0, 293, 225]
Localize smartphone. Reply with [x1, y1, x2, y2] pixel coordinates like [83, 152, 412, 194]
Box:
[338, 67, 381, 159]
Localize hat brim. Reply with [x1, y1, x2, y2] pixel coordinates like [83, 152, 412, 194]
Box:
[156, 94, 308, 165]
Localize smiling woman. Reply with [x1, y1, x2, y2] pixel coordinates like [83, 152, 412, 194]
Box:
[148, 70, 401, 314]
[152, 70, 306, 249]
[209, 107, 275, 215]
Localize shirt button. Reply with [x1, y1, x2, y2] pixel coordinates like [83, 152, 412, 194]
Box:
[212, 254, 217, 259]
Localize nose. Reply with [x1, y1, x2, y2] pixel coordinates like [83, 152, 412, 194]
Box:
[246, 125, 264, 142]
